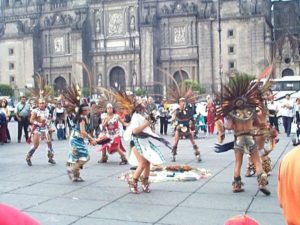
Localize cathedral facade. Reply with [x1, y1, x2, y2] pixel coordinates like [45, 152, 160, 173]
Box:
[0, 0, 274, 97]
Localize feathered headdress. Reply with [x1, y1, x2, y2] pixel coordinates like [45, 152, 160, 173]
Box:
[161, 69, 199, 104]
[27, 74, 52, 103]
[96, 88, 118, 112]
[63, 83, 81, 114]
[96, 87, 139, 116]
[215, 74, 264, 121]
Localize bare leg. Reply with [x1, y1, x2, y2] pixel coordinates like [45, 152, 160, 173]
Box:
[141, 160, 151, 193]
[99, 147, 108, 163]
[128, 146, 148, 193]
[189, 133, 201, 162]
[250, 150, 270, 196]
[245, 155, 256, 177]
[232, 150, 244, 192]
[26, 133, 40, 166]
[172, 129, 180, 161]
[117, 144, 128, 165]
[46, 136, 55, 164]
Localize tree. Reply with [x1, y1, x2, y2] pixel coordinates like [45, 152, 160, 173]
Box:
[45, 85, 54, 97]
[82, 87, 90, 97]
[0, 84, 14, 97]
[183, 80, 206, 94]
[134, 88, 147, 96]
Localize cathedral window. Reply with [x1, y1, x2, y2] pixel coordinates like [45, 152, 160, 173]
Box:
[284, 57, 291, 64]
[8, 48, 14, 55]
[9, 76, 15, 83]
[228, 45, 235, 54]
[229, 61, 236, 70]
[9, 62, 15, 70]
[228, 29, 234, 38]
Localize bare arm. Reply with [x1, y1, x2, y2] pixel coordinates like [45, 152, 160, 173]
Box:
[132, 120, 150, 135]
[30, 112, 39, 125]
[80, 120, 96, 145]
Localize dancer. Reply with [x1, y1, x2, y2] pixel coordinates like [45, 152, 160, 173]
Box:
[215, 74, 270, 195]
[172, 97, 200, 162]
[64, 84, 97, 182]
[97, 103, 128, 164]
[118, 92, 170, 194]
[26, 97, 55, 166]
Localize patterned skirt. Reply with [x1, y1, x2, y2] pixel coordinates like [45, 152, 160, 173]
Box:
[127, 136, 165, 166]
[68, 136, 89, 163]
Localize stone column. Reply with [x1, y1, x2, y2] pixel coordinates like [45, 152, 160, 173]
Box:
[140, 25, 155, 92]
[198, 20, 214, 93]
[71, 32, 84, 86]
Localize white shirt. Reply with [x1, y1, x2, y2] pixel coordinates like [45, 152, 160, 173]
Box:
[57, 123, 65, 129]
[295, 103, 300, 112]
[281, 99, 294, 117]
[267, 101, 279, 117]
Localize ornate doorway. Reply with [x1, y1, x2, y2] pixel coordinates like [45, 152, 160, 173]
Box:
[54, 76, 67, 93]
[282, 68, 294, 77]
[109, 66, 126, 91]
[173, 70, 189, 84]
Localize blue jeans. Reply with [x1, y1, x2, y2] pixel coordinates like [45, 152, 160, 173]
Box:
[57, 128, 65, 140]
[282, 116, 293, 136]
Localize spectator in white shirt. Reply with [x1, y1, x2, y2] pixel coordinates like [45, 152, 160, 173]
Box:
[267, 95, 279, 132]
[281, 94, 294, 137]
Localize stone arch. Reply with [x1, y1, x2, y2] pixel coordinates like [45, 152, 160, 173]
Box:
[109, 66, 126, 91]
[54, 76, 67, 93]
[173, 70, 189, 84]
[282, 68, 294, 77]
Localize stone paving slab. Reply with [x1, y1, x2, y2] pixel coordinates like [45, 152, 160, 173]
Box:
[157, 207, 243, 225]
[10, 183, 81, 197]
[88, 202, 174, 223]
[118, 190, 191, 206]
[247, 196, 282, 214]
[27, 197, 109, 217]
[180, 193, 253, 211]
[0, 193, 51, 210]
[247, 212, 286, 225]
[65, 186, 129, 202]
[24, 212, 79, 225]
[72, 217, 152, 225]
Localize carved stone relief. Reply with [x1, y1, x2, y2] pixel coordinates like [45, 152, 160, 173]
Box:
[130, 15, 135, 31]
[108, 12, 123, 35]
[42, 13, 74, 28]
[174, 26, 186, 44]
[54, 37, 64, 53]
[161, 1, 200, 16]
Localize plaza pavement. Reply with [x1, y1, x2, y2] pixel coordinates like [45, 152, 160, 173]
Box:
[0, 121, 288, 225]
